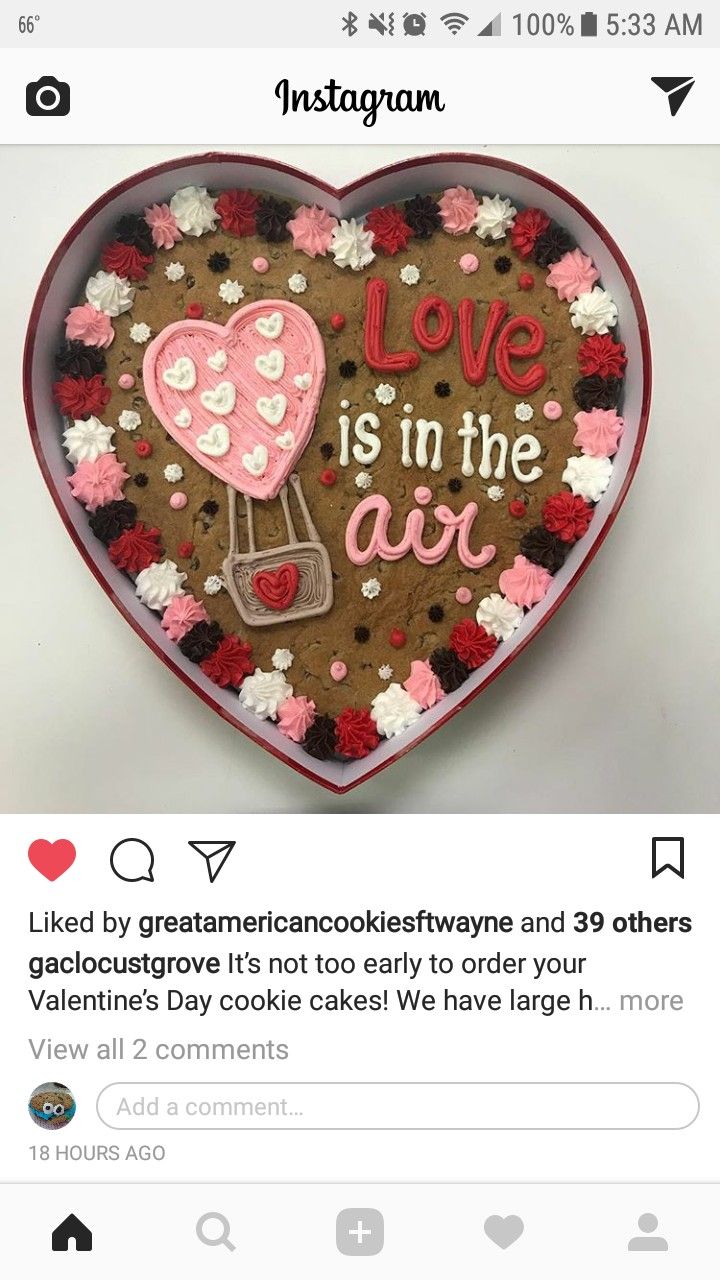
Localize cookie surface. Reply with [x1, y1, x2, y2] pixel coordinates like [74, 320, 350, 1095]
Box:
[53, 176, 628, 765]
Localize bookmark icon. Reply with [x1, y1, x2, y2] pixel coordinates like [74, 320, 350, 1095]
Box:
[188, 840, 236, 883]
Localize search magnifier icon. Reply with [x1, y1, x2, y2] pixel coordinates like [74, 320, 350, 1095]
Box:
[196, 1212, 236, 1252]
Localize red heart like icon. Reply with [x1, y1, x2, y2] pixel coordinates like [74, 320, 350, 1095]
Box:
[28, 838, 76, 881]
[252, 562, 300, 611]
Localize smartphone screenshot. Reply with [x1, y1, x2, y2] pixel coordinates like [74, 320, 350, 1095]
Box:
[1, 2, 718, 1274]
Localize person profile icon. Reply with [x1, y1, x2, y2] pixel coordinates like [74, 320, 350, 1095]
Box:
[628, 1213, 669, 1252]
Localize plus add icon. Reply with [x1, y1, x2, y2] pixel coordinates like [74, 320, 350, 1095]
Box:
[336, 1208, 385, 1256]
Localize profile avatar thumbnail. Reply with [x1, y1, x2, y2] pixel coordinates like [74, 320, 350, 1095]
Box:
[28, 1082, 76, 1130]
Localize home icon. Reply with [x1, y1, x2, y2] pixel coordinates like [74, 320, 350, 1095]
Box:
[51, 1213, 93, 1252]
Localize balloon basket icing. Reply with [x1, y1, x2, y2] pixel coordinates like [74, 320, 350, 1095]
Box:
[224, 473, 333, 627]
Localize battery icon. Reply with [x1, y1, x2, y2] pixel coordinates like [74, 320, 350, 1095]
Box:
[580, 11, 598, 36]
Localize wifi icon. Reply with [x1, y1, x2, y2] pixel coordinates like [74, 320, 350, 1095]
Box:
[441, 11, 469, 34]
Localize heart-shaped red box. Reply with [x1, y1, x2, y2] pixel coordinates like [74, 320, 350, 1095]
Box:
[24, 153, 651, 793]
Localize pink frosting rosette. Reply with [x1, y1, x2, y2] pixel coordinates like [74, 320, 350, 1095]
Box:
[277, 695, 316, 742]
[144, 203, 182, 250]
[403, 660, 445, 709]
[67, 454, 129, 512]
[438, 185, 478, 235]
[65, 302, 114, 348]
[546, 249, 600, 302]
[498, 556, 553, 608]
[287, 205, 338, 258]
[161, 595, 210, 642]
[573, 408, 624, 457]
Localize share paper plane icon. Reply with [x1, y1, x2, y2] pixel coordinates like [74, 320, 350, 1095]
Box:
[651, 76, 695, 116]
[188, 840, 236, 883]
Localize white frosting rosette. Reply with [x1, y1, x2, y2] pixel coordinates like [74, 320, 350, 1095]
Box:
[62, 417, 115, 466]
[569, 287, 618, 336]
[330, 218, 375, 270]
[475, 593, 524, 642]
[474, 194, 517, 241]
[562, 454, 613, 502]
[238, 669, 293, 720]
[169, 185, 218, 237]
[135, 560, 187, 611]
[375, 383, 396, 406]
[271, 649, 294, 672]
[118, 410, 141, 432]
[85, 270, 135, 317]
[371, 684, 422, 738]
[400, 264, 420, 285]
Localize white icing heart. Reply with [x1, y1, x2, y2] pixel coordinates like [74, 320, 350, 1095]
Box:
[255, 349, 285, 382]
[256, 394, 287, 427]
[294, 372, 312, 391]
[275, 430, 295, 451]
[174, 407, 192, 428]
[196, 422, 230, 458]
[200, 381, 236, 415]
[242, 443, 269, 477]
[207, 349, 228, 373]
[255, 311, 284, 339]
[163, 356, 196, 391]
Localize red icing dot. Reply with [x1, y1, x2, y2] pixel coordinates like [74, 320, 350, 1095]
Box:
[135, 440, 152, 458]
[330, 313, 346, 332]
[389, 628, 407, 649]
[320, 468, 337, 487]
[518, 273, 535, 291]
[509, 499, 527, 518]
[185, 302, 204, 319]
[178, 540, 195, 558]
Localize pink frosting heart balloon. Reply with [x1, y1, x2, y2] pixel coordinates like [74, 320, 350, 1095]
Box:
[143, 300, 326, 500]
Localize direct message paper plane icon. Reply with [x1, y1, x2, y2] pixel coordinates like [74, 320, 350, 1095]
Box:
[188, 840, 236, 883]
[651, 76, 695, 116]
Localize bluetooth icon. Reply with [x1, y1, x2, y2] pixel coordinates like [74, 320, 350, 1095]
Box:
[342, 10, 359, 36]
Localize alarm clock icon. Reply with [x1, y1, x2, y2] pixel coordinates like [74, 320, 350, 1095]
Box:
[403, 12, 427, 35]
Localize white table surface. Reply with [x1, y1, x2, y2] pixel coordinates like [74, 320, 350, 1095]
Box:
[1, 143, 718, 813]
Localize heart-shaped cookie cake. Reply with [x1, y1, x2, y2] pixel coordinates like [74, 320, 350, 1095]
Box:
[53, 176, 630, 767]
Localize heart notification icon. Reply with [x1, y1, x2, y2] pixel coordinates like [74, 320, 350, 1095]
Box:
[28, 838, 77, 881]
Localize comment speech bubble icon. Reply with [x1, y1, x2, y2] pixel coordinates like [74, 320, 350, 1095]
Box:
[110, 838, 155, 883]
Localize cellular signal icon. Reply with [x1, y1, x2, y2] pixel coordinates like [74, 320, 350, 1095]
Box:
[478, 12, 502, 36]
[441, 11, 469, 34]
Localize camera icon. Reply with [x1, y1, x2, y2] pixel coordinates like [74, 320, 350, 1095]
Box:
[26, 76, 70, 117]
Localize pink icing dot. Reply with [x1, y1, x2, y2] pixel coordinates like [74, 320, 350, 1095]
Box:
[252, 257, 269, 274]
[414, 486, 433, 506]
[455, 586, 473, 605]
[543, 400, 563, 421]
[169, 491, 188, 510]
[330, 660, 348, 682]
[459, 253, 479, 275]
[118, 373, 135, 390]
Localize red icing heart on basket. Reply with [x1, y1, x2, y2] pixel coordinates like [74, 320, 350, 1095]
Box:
[143, 301, 326, 501]
[252, 562, 300, 611]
